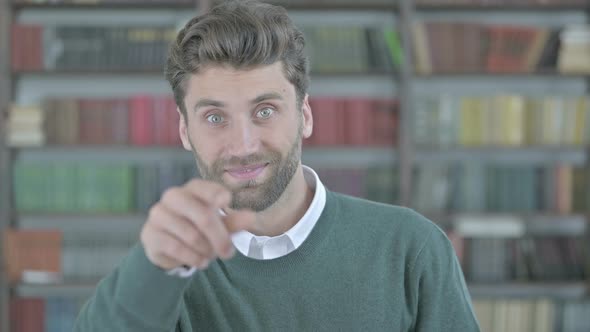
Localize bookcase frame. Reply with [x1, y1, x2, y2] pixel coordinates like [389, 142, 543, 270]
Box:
[0, 1, 589, 331]
[0, 0, 13, 328]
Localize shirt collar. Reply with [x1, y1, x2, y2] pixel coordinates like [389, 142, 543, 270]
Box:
[231, 165, 326, 256]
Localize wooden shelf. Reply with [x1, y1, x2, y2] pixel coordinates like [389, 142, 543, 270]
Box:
[12, 1, 197, 10]
[13, 281, 99, 298]
[14, 70, 588, 79]
[13, 146, 398, 167]
[468, 282, 588, 299]
[13, 1, 588, 12]
[12, 145, 590, 166]
[13, 70, 396, 78]
[415, 3, 589, 12]
[17, 213, 145, 232]
[229, 1, 397, 11]
[414, 147, 587, 166]
[451, 214, 588, 237]
[414, 71, 590, 79]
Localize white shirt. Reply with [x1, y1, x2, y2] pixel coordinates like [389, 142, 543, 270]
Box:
[168, 165, 326, 277]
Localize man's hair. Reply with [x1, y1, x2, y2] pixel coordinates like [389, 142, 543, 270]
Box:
[165, 0, 309, 119]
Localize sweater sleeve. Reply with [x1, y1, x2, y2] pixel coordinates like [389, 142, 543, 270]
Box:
[410, 227, 481, 332]
[74, 243, 192, 332]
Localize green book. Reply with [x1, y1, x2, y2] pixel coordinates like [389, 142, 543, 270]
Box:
[53, 164, 77, 213]
[109, 165, 134, 213]
[383, 29, 404, 69]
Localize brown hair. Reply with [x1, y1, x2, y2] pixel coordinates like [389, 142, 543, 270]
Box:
[165, 0, 309, 119]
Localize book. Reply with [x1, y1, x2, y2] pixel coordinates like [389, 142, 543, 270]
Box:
[2, 229, 62, 283]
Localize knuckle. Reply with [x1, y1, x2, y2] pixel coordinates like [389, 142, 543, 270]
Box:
[147, 204, 161, 221]
[185, 231, 201, 245]
[198, 215, 214, 229]
[164, 242, 182, 256]
[161, 187, 180, 202]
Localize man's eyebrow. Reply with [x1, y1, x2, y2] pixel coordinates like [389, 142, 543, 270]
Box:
[193, 99, 225, 112]
[250, 92, 283, 104]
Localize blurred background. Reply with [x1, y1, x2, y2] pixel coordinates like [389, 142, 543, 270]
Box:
[1, 0, 590, 331]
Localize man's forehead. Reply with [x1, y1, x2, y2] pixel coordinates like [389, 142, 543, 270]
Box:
[194, 61, 286, 80]
[186, 62, 295, 100]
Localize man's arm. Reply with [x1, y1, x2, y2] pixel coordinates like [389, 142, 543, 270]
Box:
[410, 227, 481, 332]
[74, 243, 190, 332]
[74, 179, 255, 331]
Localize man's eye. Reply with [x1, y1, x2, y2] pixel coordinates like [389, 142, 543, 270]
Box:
[206, 114, 224, 124]
[256, 107, 274, 119]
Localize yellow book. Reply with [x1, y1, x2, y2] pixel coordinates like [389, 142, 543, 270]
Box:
[574, 97, 588, 145]
[459, 98, 474, 146]
[473, 300, 493, 332]
[499, 95, 525, 146]
[534, 299, 555, 332]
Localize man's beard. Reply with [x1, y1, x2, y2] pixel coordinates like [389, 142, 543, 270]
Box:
[189, 133, 301, 212]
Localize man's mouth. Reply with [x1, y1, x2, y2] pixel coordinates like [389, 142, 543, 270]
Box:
[225, 163, 268, 181]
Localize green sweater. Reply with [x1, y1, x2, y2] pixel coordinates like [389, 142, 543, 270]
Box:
[75, 191, 480, 331]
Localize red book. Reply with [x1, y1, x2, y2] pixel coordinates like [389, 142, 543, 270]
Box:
[130, 95, 155, 146]
[166, 97, 181, 146]
[22, 298, 44, 332]
[101, 99, 115, 145]
[153, 96, 169, 146]
[10, 298, 22, 332]
[344, 98, 372, 146]
[31, 25, 44, 71]
[486, 25, 540, 73]
[78, 99, 105, 144]
[11, 24, 23, 71]
[303, 98, 317, 147]
[22, 25, 39, 71]
[111, 98, 129, 145]
[371, 99, 398, 146]
[309, 98, 341, 146]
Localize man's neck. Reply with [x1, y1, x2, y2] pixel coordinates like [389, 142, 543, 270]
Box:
[250, 165, 314, 237]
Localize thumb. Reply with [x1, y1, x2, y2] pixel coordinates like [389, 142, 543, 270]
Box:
[224, 210, 257, 233]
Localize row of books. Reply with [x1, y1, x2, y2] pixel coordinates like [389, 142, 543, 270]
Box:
[558, 26, 590, 74]
[8, 96, 399, 147]
[11, 25, 177, 71]
[10, 23, 401, 73]
[4, 229, 136, 284]
[413, 22, 563, 74]
[10, 297, 84, 332]
[413, 95, 590, 147]
[301, 26, 401, 73]
[415, 0, 587, 5]
[15, 21, 588, 75]
[8, 297, 590, 332]
[8, 96, 181, 147]
[306, 98, 398, 147]
[13, 162, 196, 213]
[473, 298, 554, 332]
[463, 237, 587, 283]
[12, 0, 193, 3]
[413, 164, 586, 214]
[62, 232, 136, 281]
[12, 163, 402, 213]
[14, 161, 590, 214]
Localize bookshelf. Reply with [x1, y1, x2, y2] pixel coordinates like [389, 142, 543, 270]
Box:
[0, 0, 13, 328]
[1, 0, 590, 331]
[408, 2, 590, 330]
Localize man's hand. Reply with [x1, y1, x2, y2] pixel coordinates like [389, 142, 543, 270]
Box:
[140, 179, 256, 270]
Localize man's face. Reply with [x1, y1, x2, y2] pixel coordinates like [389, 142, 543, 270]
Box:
[179, 62, 313, 212]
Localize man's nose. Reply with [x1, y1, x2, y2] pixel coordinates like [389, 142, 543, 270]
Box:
[226, 118, 260, 157]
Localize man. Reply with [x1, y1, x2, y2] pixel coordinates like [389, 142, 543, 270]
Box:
[75, 1, 480, 331]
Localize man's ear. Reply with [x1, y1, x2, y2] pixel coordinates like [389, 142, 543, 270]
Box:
[177, 107, 192, 151]
[301, 94, 313, 139]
